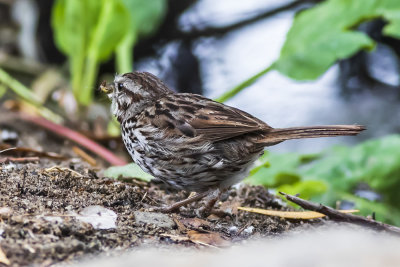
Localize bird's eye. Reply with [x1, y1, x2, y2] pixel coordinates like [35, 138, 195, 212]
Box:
[117, 83, 124, 90]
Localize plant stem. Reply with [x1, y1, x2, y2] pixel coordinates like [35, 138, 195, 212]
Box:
[116, 33, 136, 73]
[0, 68, 42, 105]
[23, 114, 127, 166]
[0, 68, 63, 123]
[80, 54, 99, 106]
[71, 55, 84, 105]
[215, 65, 274, 103]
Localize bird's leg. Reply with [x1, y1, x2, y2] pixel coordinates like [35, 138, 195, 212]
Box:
[195, 188, 222, 217]
[154, 190, 211, 213]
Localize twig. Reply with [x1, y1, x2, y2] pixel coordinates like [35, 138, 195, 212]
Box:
[0, 157, 39, 163]
[236, 221, 252, 236]
[44, 166, 83, 177]
[279, 192, 400, 236]
[0, 147, 17, 154]
[72, 146, 97, 166]
[0, 144, 67, 160]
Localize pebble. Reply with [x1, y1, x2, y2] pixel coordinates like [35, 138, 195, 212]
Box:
[134, 211, 175, 229]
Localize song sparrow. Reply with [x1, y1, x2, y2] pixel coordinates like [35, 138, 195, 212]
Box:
[101, 72, 365, 215]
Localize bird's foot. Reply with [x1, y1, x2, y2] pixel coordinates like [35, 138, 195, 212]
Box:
[146, 190, 212, 214]
[195, 188, 222, 217]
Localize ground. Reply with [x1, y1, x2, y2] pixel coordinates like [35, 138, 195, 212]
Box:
[0, 113, 319, 266]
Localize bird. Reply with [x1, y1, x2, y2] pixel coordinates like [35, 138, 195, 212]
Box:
[101, 71, 365, 216]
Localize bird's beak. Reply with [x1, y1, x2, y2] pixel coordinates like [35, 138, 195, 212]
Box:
[99, 81, 114, 94]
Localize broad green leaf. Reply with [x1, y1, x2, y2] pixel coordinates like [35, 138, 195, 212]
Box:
[121, 0, 166, 38]
[79, 0, 131, 105]
[52, 0, 131, 105]
[278, 180, 328, 200]
[87, 0, 130, 61]
[247, 135, 400, 224]
[104, 163, 153, 182]
[306, 135, 400, 205]
[246, 153, 303, 187]
[273, 0, 400, 80]
[52, 0, 99, 95]
[382, 10, 400, 38]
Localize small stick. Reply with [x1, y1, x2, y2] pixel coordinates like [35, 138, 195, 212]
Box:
[0, 144, 67, 160]
[44, 166, 82, 177]
[72, 146, 97, 166]
[279, 192, 400, 236]
[0, 147, 17, 154]
[0, 157, 39, 163]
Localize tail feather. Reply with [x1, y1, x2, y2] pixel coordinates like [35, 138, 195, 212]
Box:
[258, 125, 366, 145]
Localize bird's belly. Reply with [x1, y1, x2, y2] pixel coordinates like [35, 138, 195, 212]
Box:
[122, 128, 262, 192]
[129, 147, 259, 192]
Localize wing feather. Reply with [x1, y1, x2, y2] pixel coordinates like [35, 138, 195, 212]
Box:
[163, 94, 271, 142]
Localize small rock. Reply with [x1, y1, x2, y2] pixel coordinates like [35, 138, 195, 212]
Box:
[244, 226, 254, 234]
[229, 226, 238, 234]
[134, 211, 175, 229]
[76, 205, 118, 230]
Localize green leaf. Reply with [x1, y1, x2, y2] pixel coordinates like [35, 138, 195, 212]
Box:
[248, 135, 400, 224]
[116, 0, 167, 72]
[79, 0, 131, 105]
[246, 153, 304, 187]
[305, 135, 400, 206]
[382, 10, 400, 38]
[104, 163, 153, 182]
[51, 0, 131, 105]
[337, 193, 400, 226]
[273, 0, 400, 80]
[278, 180, 328, 200]
[87, 0, 130, 61]
[121, 0, 166, 38]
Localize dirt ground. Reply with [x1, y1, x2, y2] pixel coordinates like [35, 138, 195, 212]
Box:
[0, 113, 320, 266]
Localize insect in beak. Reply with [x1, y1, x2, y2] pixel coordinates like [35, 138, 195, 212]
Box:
[99, 81, 114, 94]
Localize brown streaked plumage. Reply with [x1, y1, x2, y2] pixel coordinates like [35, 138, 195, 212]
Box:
[104, 71, 365, 215]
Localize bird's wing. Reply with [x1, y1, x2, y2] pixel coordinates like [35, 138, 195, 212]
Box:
[151, 93, 271, 142]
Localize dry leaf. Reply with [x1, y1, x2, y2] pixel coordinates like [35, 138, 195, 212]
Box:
[172, 215, 187, 232]
[0, 246, 10, 265]
[219, 200, 241, 215]
[238, 206, 359, 219]
[187, 230, 230, 247]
